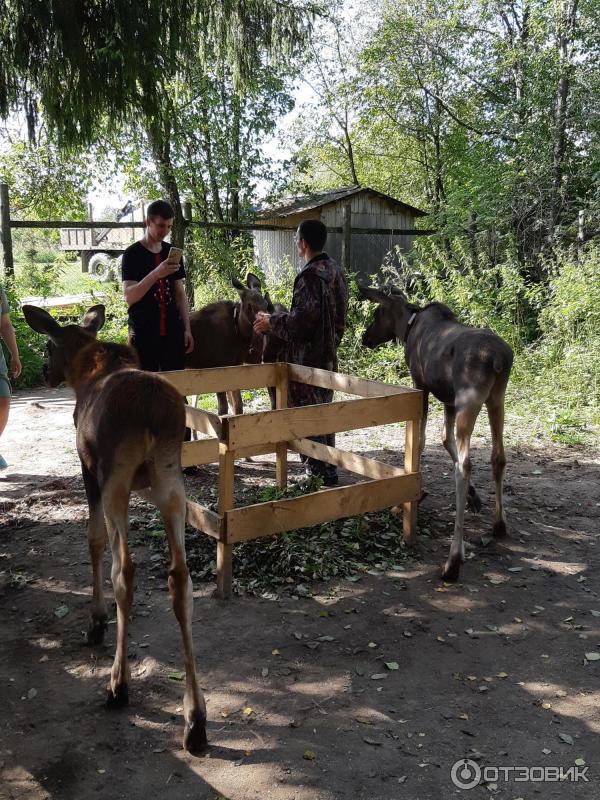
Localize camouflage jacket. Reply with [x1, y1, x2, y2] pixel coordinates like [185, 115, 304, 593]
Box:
[269, 253, 348, 371]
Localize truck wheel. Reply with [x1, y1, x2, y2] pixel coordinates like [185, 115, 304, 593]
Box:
[88, 253, 114, 283]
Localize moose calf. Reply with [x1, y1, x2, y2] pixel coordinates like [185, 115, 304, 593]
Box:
[23, 304, 208, 755]
[359, 286, 513, 582]
[186, 273, 268, 415]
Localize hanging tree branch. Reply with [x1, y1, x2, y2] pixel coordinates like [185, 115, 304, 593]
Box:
[0, 0, 318, 147]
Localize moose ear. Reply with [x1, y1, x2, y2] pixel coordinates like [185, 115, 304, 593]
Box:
[264, 291, 275, 313]
[246, 272, 262, 291]
[232, 277, 245, 292]
[22, 305, 63, 342]
[357, 286, 390, 305]
[82, 304, 105, 334]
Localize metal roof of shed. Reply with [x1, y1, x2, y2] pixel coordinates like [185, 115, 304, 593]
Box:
[258, 185, 427, 219]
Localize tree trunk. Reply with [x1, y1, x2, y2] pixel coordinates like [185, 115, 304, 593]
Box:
[548, 0, 579, 243]
[147, 116, 192, 304]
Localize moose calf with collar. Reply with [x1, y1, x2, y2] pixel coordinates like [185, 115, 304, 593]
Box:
[359, 285, 514, 582]
[23, 303, 208, 755]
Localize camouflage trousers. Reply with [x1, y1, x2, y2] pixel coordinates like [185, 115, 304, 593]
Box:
[288, 381, 337, 482]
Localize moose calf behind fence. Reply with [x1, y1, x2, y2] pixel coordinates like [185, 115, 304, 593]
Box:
[22, 303, 208, 755]
[185, 272, 268, 415]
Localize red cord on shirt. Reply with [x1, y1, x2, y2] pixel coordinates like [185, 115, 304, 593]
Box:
[156, 253, 167, 337]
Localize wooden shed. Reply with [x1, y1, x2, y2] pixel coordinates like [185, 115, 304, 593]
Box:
[253, 186, 428, 282]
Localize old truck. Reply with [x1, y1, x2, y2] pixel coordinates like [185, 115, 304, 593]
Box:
[59, 201, 146, 282]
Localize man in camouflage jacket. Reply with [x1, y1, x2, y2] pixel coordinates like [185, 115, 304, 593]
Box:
[253, 219, 348, 485]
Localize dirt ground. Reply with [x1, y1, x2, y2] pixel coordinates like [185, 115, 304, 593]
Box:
[1, 387, 599, 800]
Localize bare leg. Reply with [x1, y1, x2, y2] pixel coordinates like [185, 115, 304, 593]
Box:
[0, 397, 10, 438]
[103, 482, 135, 707]
[82, 467, 108, 645]
[154, 471, 207, 754]
[442, 403, 481, 582]
[487, 396, 508, 538]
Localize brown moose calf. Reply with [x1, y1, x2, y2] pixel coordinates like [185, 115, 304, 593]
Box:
[23, 303, 208, 755]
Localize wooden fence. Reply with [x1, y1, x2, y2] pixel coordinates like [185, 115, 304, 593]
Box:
[162, 362, 423, 599]
[0, 182, 434, 279]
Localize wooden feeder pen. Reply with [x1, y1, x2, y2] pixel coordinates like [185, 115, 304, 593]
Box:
[162, 363, 423, 599]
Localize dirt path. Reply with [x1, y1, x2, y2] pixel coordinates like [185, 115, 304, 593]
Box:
[1, 388, 599, 800]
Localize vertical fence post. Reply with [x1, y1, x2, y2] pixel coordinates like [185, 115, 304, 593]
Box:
[275, 363, 288, 489]
[0, 183, 15, 279]
[341, 200, 352, 272]
[216, 445, 235, 599]
[403, 416, 421, 546]
[182, 200, 195, 307]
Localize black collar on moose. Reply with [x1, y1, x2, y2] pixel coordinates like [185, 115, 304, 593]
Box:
[383, 286, 419, 344]
[403, 311, 418, 343]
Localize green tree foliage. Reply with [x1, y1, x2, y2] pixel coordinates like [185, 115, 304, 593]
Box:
[0, 0, 315, 147]
[288, 0, 600, 271]
[0, 139, 91, 219]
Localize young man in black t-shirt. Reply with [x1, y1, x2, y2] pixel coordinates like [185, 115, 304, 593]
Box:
[122, 199, 194, 371]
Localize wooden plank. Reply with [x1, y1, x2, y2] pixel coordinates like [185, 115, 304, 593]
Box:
[216, 448, 235, 599]
[162, 364, 277, 396]
[184, 405, 222, 437]
[403, 418, 421, 545]
[226, 472, 420, 543]
[234, 442, 279, 459]
[185, 501, 222, 540]
[287, 364, 415, 397]
[341, 200, 352, 272]
[224, 392, 423, 450]
[289, 438, 404, 479]
[275, 363, 288, 489]
[181, 438, 219, 466]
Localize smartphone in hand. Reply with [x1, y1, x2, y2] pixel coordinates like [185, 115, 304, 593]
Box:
[168, 246, 183, 264]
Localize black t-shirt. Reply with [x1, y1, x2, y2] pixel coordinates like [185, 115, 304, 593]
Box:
[122, 241, 186, 336]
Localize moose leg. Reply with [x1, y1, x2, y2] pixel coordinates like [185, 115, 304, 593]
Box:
[82, 467, 108, 645]
[103, 484, 135, 707]
[156, 477, 207, 754]
[487, 396, 508, 538]
[442, 403, 481, 582]
[442, 405, 481, 513]
[228, 390, 243, 415]
[216, 392, 229, 416]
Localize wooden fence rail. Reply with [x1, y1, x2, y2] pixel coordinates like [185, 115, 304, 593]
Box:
[0, 182, 434, 279]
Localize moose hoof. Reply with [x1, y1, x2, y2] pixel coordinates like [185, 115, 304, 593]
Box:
[85, 620, 108, 646]
[106, 683, 129, 709]
[441, 558, 461, 583]
[492, 520, 508, 538]
[184, 713, 209, 755]
[467, 487, 482, 513]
